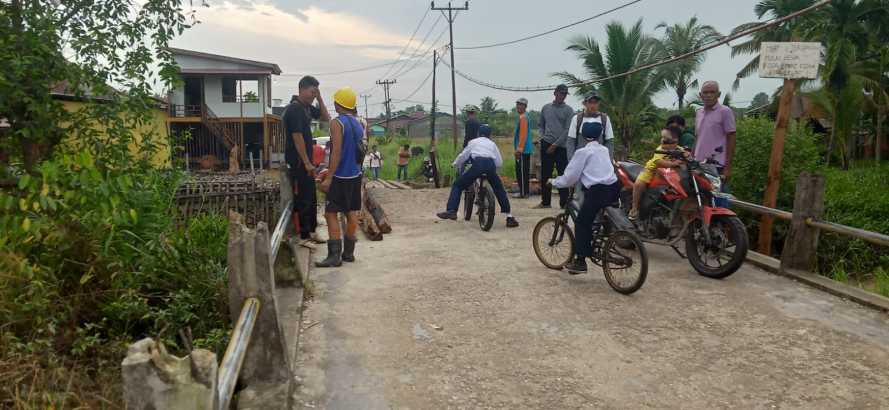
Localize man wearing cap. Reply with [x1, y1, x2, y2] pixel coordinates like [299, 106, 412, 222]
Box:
[316, 87, 364, 268]
[535, 84, 575, 209]
[567, 93, 614, 160]
[513, 97, 533, 198]
[463, 105, 481, 148]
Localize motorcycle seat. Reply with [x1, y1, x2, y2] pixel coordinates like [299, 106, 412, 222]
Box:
[618, 161, 644, 182]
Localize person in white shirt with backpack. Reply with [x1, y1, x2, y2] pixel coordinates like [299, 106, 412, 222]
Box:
[567, 93, 614, 160]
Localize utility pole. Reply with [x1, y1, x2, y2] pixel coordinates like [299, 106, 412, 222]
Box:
[376, 79, 396, 135]
[431, 1, 468, 149]
[360, 94, 372, 119]
[430, 50, 441, 187]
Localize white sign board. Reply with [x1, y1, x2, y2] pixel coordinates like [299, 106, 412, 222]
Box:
[759, 42, 821, 79]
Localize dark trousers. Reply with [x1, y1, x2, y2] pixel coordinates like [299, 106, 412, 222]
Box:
[291, 165, 317, 239]
[515, 153, 531, 197]
[540, 140, 569, 207]
[575, 181, 621, 257]
[446, 157, 511, 214]
[397, 165, 408, 180]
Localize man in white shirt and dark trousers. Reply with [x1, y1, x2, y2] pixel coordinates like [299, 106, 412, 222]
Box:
[437, 125, 519, 228]
[550, 122, 622, 275]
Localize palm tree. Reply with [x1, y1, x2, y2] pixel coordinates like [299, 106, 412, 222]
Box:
[555, 19, 667, 159]
[811, 0, 884, 167]
[730, 0, 819, 90]
[655, 17, 723, 108]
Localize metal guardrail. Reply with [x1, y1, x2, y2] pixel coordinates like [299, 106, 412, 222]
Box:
[270, 200, 293, 264]
[217, 297, 260, 410]
[730, 198, 888, 247]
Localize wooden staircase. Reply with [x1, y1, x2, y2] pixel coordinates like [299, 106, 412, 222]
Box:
[201, 104, 243, 169]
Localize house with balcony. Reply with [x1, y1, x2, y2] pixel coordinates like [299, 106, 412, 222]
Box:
[167, 48, 285, 169]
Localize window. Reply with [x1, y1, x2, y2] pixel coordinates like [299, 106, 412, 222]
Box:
[221, 78, 260, 103]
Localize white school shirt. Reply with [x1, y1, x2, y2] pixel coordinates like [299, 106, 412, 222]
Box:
[369, 151, 383, 168]
[453, 137, 503, 169]
[552, 140, 617, 189]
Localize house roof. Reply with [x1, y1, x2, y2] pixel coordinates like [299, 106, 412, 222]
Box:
[168, 47, 282, 75]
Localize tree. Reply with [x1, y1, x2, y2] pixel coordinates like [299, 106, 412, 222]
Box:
[751, 92, 771, 109]
[0, 1, 196, 174]
[556, 19, 667, 158]
[729, 0, 818, 90]
[655, 17, 722, 108]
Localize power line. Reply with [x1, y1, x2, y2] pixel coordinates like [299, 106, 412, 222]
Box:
[378, 8, 432, 80]
[278, 60, 404, 77]
[393, 54, 440, 103]
[455, 0, 644, 50]
[391, 33, 449, 79]
[387, 13, 444, 79]
[442, 0, 832, 92]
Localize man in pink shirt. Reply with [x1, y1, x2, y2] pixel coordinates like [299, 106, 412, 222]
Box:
[694, 81, 737, 180]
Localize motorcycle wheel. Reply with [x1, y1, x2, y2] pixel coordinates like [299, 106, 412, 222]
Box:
[685, 216, 748, 279]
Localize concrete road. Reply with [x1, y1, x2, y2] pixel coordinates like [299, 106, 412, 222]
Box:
[292, 188, 889, 410]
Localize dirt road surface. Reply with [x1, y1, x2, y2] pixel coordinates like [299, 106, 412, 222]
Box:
[293, 187, 889, 410]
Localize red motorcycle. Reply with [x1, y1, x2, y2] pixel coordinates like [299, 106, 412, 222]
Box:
[615, 150, 748, 279]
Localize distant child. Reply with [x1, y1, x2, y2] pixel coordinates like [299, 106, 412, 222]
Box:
[629, 127, 685, 220]
[397, 144, 411, 181]
[368, 145, 383, 180]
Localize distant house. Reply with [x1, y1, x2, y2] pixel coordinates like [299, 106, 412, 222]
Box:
[166, 48, 284, 169]
[369, 112, 464, 140]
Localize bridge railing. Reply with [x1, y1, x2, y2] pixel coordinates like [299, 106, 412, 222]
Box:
[123, 197, 297, 409]
[729, 171, 889, 273]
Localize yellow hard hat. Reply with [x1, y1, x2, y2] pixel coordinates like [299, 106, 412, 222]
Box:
[333, 87, 357, 110]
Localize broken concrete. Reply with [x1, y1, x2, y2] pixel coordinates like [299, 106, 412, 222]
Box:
[227, 216, 292, 386]
[121, 338, 217, 410]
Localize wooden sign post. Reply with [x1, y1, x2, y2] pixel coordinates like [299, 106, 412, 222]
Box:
[757, 42, 821, 254]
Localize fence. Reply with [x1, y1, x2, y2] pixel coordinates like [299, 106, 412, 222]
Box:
[174, 178, 280, 228]
[730, 171, 889, 273]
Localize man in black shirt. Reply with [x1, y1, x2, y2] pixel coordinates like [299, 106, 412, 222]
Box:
[282, 75, 330, 247]
[463, 104, 480, 148]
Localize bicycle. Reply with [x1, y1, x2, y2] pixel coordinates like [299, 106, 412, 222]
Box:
[462, 174, 496, 232]
[532, 193, 649, 294]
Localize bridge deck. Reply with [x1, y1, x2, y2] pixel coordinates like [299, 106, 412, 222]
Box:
[291, 188, 889, 410]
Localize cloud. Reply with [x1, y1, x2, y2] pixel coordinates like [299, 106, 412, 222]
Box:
[193, 1, 407, 59]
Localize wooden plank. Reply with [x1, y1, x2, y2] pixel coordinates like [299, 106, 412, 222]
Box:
[364, 187, 392, 234]
[781, 172, 825, 272]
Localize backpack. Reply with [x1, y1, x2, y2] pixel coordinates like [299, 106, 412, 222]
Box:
[575, 112, 608, 144]
[338, 116, 366, 166]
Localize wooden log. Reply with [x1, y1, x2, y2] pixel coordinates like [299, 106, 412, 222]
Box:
[364, 186, 392, 234]
[359, 181, 383, 241]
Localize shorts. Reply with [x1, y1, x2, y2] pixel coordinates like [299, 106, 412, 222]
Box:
[637, 169, 655, 184]
[325, 176, 362, 213]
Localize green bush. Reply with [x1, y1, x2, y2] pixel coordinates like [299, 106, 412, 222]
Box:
[0, 152, 230, 359]
[730, 116, 822, 208]
[817, 163, 889, 281]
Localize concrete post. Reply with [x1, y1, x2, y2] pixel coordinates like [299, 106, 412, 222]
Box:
[226, 213, 292, 385]
[121, 338, 217, 410]
[781, 172, 826, 272]
[279, 169, 294, 236]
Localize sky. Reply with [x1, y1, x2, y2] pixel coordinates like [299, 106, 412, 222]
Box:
[170, 0, 784, 117]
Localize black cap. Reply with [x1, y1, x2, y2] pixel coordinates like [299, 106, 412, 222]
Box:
[584, 93, 601, 102]
[555, 84, 569, 94]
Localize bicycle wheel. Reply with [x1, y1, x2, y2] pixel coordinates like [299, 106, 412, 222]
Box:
[463, 187, 475, 221]
[532, 217, 575, 270]
[602, 230, 648, 295]
[478, 186, 495, 231]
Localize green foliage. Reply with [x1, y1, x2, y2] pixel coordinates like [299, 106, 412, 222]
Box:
[0, 152, 230, 359]
[655, 17, 723, 108]
[371, 138, 516, 184]
[0, 0, 197, 171]
[817, 162, 889, 279]
[730, 116, 822, 208]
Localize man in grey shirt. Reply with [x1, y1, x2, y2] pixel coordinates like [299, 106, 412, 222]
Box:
[535, 84, 574, 209]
